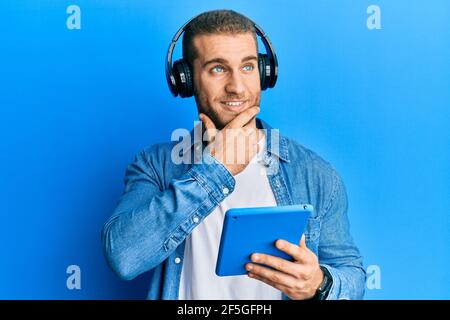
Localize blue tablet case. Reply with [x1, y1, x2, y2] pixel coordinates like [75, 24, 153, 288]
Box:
[215, 204, 313, 277]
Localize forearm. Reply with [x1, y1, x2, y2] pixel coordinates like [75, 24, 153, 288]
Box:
[317, 170, 366, 300]
[102, 152, 234, 280]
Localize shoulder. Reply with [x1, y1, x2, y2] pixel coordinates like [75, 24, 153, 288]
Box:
[139, 141, 176, 162]
[125, 141, 177, 177]
[122, 141, 181, 190]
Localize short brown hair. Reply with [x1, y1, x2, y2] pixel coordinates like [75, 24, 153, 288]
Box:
[182, 10, 257, 66]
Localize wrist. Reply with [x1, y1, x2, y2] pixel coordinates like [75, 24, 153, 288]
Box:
[312, 266, 325, 292]
[312, 266, 333, 300]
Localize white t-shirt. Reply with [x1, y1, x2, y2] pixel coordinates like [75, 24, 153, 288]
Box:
[178, 134, 282, 300]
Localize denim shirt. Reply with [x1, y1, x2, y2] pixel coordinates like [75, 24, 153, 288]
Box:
[101, 118, 366, 300]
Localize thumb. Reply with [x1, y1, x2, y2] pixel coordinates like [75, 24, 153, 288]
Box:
[299, 234, 307, 249]
[199, 113, 218, 141]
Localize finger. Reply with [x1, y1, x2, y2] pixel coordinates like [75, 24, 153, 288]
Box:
[250, 253, 300, 278]
[244, 131, 259, 163]
[242, 114, 257, 129]
[243, 126, 259, 141]
[246, 262, 296, 289]
[275, 239, 307, 263]
[225, 106, 260, 129]
[248, 272, 289, 293]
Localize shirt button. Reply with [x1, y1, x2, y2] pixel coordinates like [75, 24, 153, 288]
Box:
[222, 187, 229, 195]
[193, 216, 199, 223]
[174, 257, 181, 264]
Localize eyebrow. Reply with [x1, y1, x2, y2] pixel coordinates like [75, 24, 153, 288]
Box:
[202, 55, 258, 68]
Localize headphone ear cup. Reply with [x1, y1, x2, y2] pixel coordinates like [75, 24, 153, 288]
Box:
[173, 59, 194, 98]
[258, 53, 270, 90]
[183, 61, 194, 98]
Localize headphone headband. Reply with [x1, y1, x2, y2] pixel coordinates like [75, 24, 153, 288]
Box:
[166, 13, 278, 97]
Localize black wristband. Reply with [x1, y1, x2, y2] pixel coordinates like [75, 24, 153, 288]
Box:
[312, 266, 333, 300]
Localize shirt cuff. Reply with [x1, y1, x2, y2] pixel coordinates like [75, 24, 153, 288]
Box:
[188, 151, 236, 205]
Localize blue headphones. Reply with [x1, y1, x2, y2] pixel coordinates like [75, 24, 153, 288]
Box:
[165, 14, 279, 98]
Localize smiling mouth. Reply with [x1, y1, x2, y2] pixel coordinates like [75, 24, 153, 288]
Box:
[222, 101, 246, 106]
[220, 100, 248, 111]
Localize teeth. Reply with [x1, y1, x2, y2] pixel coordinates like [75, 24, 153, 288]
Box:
[224, 101, 244, 106]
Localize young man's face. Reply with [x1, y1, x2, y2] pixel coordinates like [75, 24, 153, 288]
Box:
[191, 33, 261, 129]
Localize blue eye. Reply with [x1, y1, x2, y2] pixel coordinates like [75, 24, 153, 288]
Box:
[243, 65, 254, 71]
[212, 66, 225, 73]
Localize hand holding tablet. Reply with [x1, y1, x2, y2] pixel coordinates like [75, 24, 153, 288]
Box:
[215, 204, 313, 277]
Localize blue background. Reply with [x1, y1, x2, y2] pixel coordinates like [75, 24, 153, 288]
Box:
[0, 0, 449, 299]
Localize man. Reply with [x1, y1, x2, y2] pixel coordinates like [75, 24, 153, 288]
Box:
[102, 10, 365, 300]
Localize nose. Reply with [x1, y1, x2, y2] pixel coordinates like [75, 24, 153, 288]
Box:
[224, 70, 245, 96]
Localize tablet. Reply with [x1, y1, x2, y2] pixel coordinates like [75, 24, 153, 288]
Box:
[215, 204, 313, 277]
